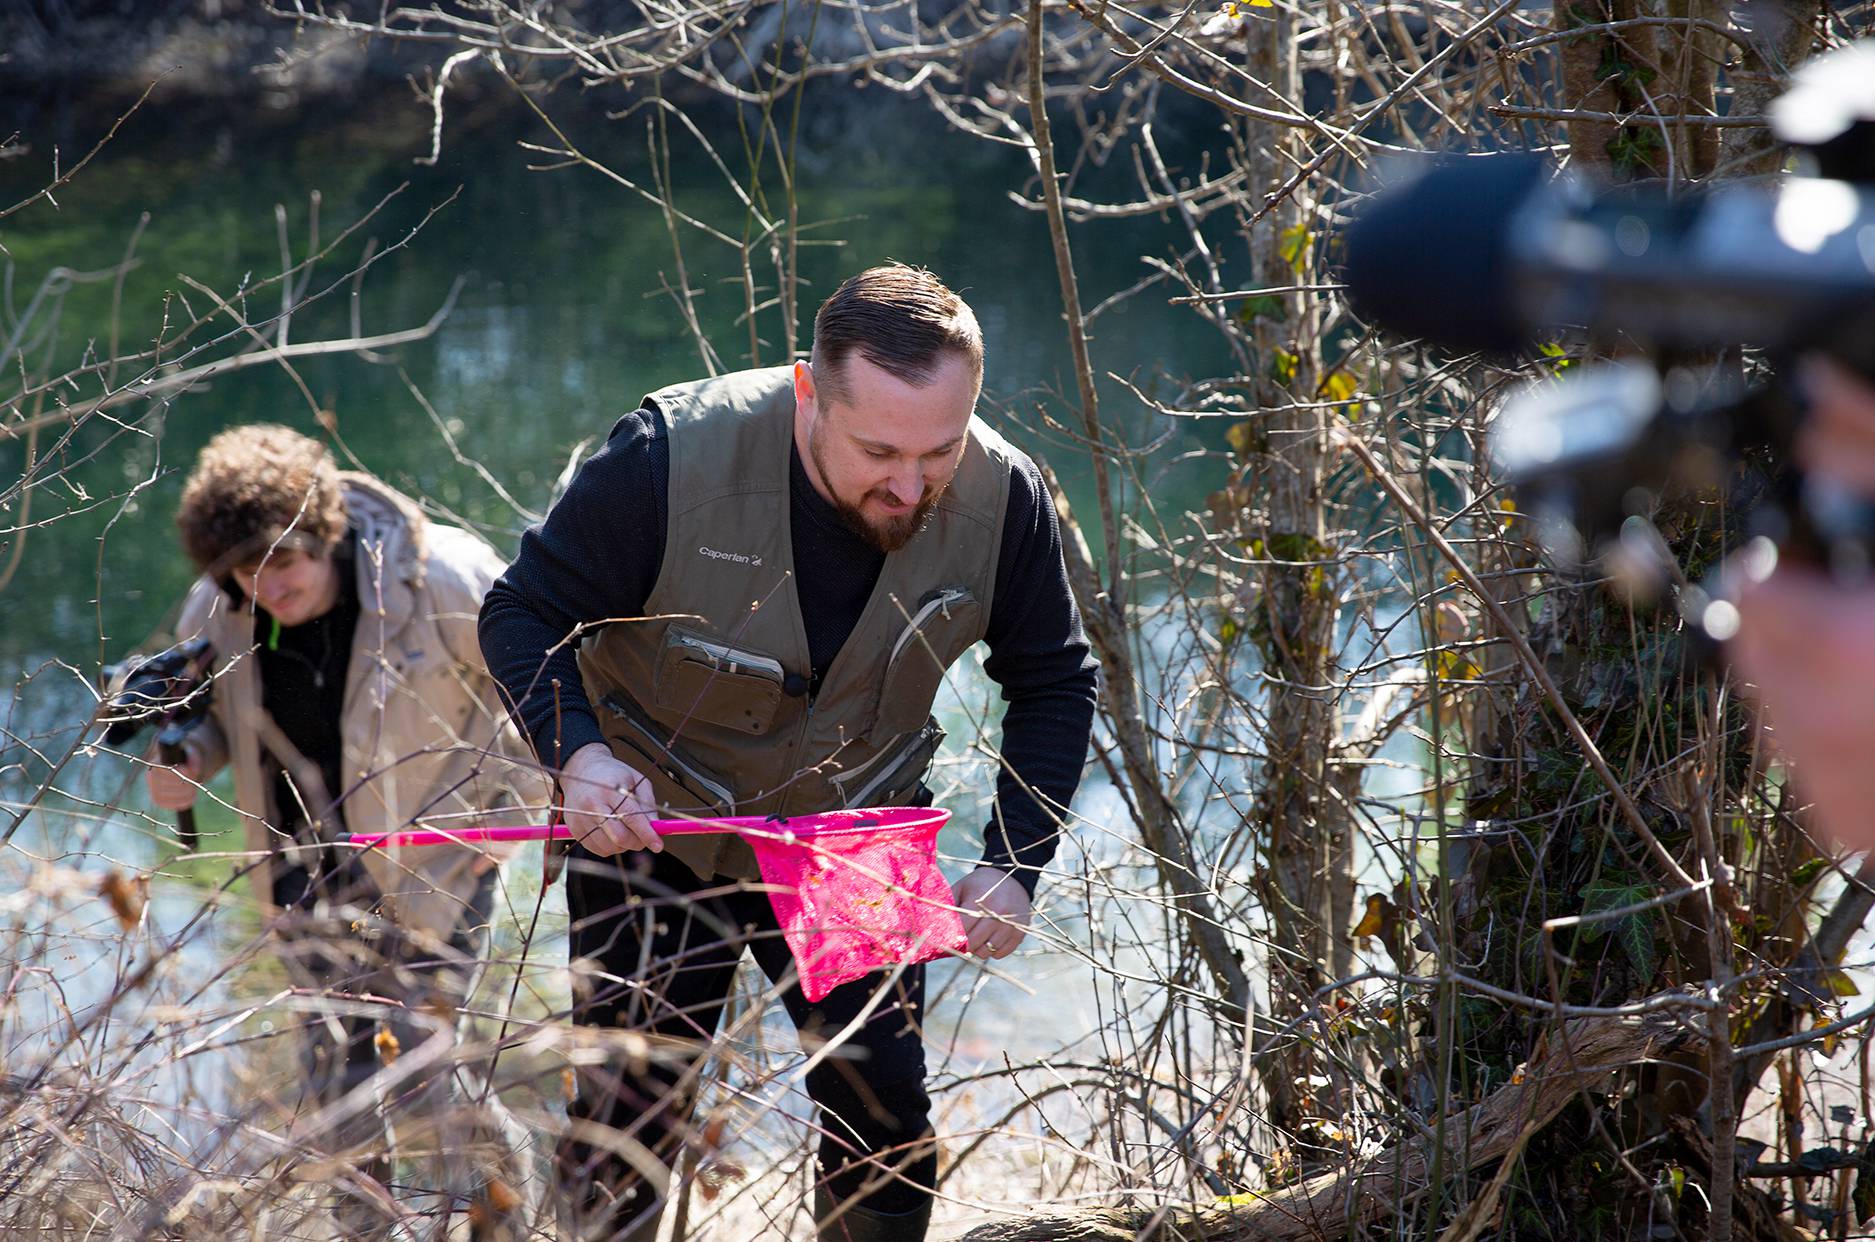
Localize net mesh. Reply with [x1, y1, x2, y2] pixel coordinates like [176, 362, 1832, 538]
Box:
[744, 809, 967, 1002]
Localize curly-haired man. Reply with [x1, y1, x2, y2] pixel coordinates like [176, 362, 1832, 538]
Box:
[147, 424, 544, 1235]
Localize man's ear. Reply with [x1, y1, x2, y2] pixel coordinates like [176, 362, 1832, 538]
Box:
[793, 359, 821, 444]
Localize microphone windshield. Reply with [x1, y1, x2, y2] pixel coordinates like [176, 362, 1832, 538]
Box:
[1341, 156, 1549, 356]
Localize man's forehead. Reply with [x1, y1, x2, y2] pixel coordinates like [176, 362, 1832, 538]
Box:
[832, 348, 977, 394]
[823, 353, 978, 443]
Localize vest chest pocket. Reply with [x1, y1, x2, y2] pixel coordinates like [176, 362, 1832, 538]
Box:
[874, 587, 984, 737]
[829, 717, 946, 809]
[654, 626, 786, 736]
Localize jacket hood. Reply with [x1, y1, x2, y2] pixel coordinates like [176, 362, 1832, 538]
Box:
[339, 473, 430, 623]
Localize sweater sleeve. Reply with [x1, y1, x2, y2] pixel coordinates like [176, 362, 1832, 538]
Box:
[477, 406, 668, 768]
[975, 454, 1100, 894]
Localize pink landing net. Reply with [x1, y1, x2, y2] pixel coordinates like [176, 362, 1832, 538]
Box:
[736, 807, 967, 1001]
[350, 806, 968, 1002]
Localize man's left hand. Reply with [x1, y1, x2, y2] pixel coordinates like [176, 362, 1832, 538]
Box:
[954, 866, 1032, 960]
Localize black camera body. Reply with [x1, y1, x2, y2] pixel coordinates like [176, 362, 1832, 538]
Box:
[1342, 155, 1875, 365]
[1341, 41, 1875, 604]
[101, 636, 216, 848]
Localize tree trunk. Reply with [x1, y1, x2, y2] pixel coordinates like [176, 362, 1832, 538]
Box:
[1718, 0, 1820, 175]
[1238, 3, 1356, 1143]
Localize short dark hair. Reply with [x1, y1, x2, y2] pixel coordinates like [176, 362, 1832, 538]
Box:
[176, 424, 347, 575]
[810, 264, 983, 404]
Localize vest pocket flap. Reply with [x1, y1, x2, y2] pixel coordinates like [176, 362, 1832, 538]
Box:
[654, 626, 786, 736]
[875, 587, 984, 735]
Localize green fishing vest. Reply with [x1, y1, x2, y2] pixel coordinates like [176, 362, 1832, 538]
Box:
[578, 365, 1015, 881]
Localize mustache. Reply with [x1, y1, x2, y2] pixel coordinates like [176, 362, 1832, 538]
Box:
[867, 487, 931, 508]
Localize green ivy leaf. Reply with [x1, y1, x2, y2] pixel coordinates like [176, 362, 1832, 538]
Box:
[1278, 223, 1311, 275]
[1578, 877, 1658, 978]
[1269, 348, 1299, 386]
[1792, 857, 1831, 887]
[1606, 125, 1664, 176]
[1237, 295, 1285, 325]
[1594, 45, 1658, 86]
[1618, 914, 1659, 983]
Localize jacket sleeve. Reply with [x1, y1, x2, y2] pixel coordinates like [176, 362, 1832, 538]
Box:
[976, 455, 1100, 894]
[172, 577, 231, 781]
[478, 407, 666, 768]
[425, 526, 507, 675]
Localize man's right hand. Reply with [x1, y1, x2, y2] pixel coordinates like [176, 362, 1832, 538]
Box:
[1731, 566, 1875, 853]
[1728, 359, 1875, 855]
[146, 752, 203, 811]
[559, 741, 663, 855]
[1798, 358, 1875, 495]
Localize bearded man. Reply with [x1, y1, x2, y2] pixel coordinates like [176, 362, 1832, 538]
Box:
[479, 264, 1098, 1241]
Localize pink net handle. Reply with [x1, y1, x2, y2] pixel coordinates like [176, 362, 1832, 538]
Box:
[347, 806, 949, 849]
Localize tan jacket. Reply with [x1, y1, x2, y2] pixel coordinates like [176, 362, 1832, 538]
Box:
[176, 474, 546, 938]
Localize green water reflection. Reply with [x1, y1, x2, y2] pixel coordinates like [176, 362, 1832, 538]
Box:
[3, 84, 1224, 678]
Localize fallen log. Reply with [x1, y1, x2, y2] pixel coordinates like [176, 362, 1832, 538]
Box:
[963, 998, 1698, 1242]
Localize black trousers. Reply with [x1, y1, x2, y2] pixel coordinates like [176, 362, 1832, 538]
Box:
[561, 845, 938, 1226]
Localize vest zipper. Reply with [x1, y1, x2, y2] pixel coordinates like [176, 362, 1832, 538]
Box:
[673, 631, 786, 683]
[829, 717, 945, 808]
[599, 692, 737, 811]
[887, 587, 973, 666]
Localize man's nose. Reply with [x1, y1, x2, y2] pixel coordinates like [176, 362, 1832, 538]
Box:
[887, 466, 922, 506]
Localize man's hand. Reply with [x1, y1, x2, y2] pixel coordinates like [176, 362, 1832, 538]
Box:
[1798, 358, 1875, 495]
[1729, 360, 1875, 854]
[954, 865, 1032, 960]
[146, 752, 203, 812]
[1732, 566, 1875, 854]
[559, 742, 662, 856]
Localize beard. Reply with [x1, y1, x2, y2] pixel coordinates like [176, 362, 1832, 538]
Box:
[809, 427, 948, 554]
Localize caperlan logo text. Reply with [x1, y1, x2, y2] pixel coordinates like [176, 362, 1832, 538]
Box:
[699, 545, 763, 567]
